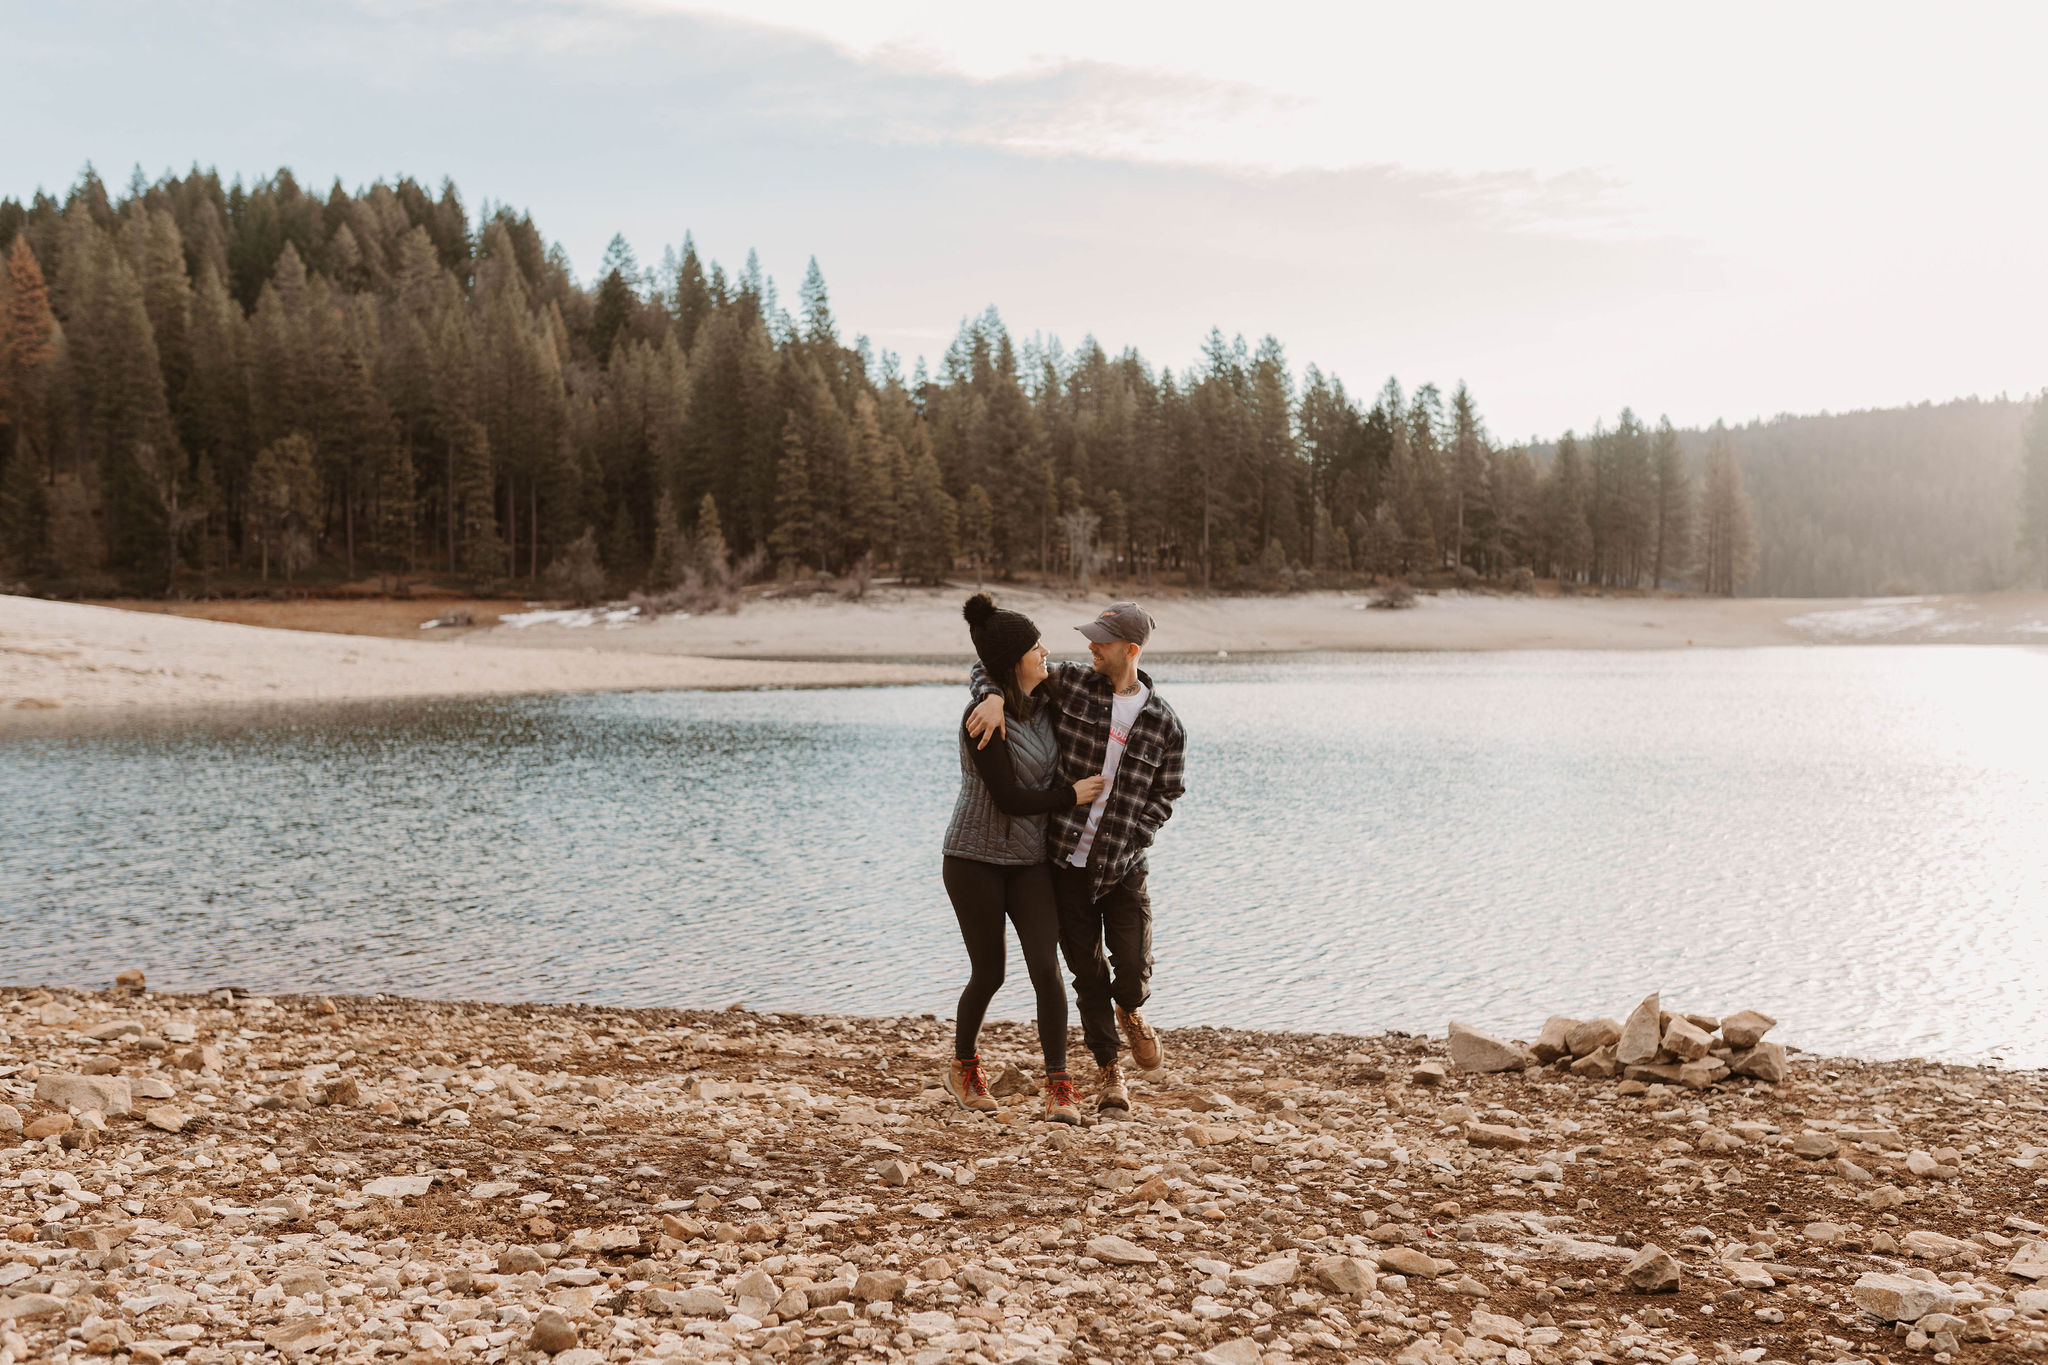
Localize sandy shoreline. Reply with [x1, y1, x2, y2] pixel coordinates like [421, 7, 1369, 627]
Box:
[6, 588, 2048, 717]
[1, 981, 2044, 1365]
[0, 597, 953, 717]
[459, 587, 2048, 660]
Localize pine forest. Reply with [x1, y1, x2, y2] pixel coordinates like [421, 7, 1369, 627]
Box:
[0, 167, 2040, 603]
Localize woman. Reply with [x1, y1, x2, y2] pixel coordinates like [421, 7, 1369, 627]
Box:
[941, 593, 1103, 1124]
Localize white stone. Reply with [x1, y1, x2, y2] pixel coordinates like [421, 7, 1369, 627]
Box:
[1310, 1255, 1375, 1296]
[2008, 1241, 2048, 1280]
[1199, 1339, 1263, 1365]
[1565, 1018, 1622, 1057]
[33, 1072, 132, 1117]
[1730, 1041, 1787, 1084]
[1902, 1229, 1965, 1258]
[1084, 1235, 1157, 1265]
[1470, 1310, 1526, 1343]
[1447, 1021, 1535, 1074]
[1616, 993, 1662, 1065]
[1851, 1272, 1956, 1323]
[1227, 1257, 1298, 1288]
[1719, 1010, 1777, 1049]
[1660, 1017, 1712, 1062]
[361, 1175, 434, 1198]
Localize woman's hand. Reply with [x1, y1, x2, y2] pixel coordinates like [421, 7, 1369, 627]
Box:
[1073, 774, 1107, 805]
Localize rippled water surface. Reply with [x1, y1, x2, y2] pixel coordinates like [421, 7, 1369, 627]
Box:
[5, 647, 2046, 1066]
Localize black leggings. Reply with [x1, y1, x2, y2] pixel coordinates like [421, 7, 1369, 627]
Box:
[942, 856, 1068, 1072]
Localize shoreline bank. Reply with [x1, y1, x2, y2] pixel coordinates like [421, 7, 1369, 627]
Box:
[2, 982, 2045, 1365]
[0, 596, 953, 717]
[8, 589, 2048, 716]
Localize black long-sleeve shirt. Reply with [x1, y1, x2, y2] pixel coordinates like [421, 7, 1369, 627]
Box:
[964, 722, 1077, 816]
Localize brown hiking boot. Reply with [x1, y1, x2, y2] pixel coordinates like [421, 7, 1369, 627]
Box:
[1117, 1005, 1164, 1072]
[943, 1056, 998, 1113]
[1042, 1074, 1082, 1125]
[1096, 1060, 1130, 1114]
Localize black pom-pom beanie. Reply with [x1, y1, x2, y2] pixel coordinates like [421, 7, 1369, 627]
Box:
[962, 593, 1039, 683]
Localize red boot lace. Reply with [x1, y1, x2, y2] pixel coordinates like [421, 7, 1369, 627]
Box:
[958, 1057, 990, 1097]
[1046, 1076, 1078, 1108]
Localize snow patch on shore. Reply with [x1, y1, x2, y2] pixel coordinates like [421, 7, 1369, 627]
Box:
[497, 606, 650, 630]
[1786, 598, 1944, 639]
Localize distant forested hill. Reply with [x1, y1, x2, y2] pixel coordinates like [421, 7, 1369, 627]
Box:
[1674, 399, 2031, 597]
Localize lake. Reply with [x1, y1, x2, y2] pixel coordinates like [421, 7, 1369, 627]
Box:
[4, 647, 2045, 1067]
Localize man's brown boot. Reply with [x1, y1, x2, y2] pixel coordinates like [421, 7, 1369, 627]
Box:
[1117, 1005, 1164, 1072]
[1096, 1060, 1130, 1114]
[943, 1056, 998, 1113]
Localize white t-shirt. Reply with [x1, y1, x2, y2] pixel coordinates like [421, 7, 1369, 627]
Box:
[1068, 682, 1150, 867]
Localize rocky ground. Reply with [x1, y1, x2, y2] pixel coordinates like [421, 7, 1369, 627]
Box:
[2, 982, 2045, 1365]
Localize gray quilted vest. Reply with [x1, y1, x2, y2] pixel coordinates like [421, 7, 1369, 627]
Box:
[942, 700, 1061, 865]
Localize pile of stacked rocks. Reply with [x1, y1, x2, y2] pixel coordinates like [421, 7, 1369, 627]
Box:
[1443, 993, 1787, 1091]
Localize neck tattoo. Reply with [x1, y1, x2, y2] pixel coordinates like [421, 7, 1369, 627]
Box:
[1116, 681, 1141, 697]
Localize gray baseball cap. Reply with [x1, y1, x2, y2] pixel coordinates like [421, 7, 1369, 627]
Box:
[1076, 601, 1155, 645]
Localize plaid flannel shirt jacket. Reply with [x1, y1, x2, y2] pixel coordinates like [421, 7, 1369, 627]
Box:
[969, 661, 1187, 902]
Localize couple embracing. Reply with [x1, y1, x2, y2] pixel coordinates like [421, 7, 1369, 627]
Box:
[938, 593, 1187, 1124]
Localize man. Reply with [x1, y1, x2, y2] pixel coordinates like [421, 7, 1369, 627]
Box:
[966, 601, 1186, 1115]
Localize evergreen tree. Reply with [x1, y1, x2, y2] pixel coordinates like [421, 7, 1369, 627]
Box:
[648, 488, 690, 588]
[960, 483, 993, 587]
[799, 257, 835, 349]
[0, 435, 49, 572]
[1449, 381, 1489, 573]
[1, 237, 58, 473]
[1698, 437, 1757, 596]
[694, 491, 729, 577]
[846, 391, 899, 567]
[899, 446, 957, 585]
[64, 225, 180, 569]
[673, 234, 712, 352]
[589, 234, 637, 365]
[2021, 394, 2048, 585]
[248, 432, 318, 579]
[1100, 488, 1127, 585]
[371, 440, 417, 587]
[770, 413, 816, 574]
[1539, 431, 1593, 582]
[181, 261, 249, 542]
[453, 418, 503, 577]
[601, 501, 641, 590]
[1648, 416, 1692, 588]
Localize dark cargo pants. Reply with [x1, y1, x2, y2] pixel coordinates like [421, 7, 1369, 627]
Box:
[1049, 860, 1154, 1068]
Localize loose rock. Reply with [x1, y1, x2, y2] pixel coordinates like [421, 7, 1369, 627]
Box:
[1616, 991, 1663, 1065]
[1376, 1246, 1443, 1278]
[527, 1308, 579, 1354]
[1084, 1234, 1159, 1265]
[852, 1269, 908, 1301]
[1227, 1257, 1298, 1288]
[1853, 1272, 1958, 1322]
[1624, 1244, 1680, 1293]
[1565, 1016, 1622, 1057]
[1530, 1015, 1579, 1063]
[1310, 1255, 1375, 1296]
[1719, 1008, 1777, 1049]
[1447, 1020, 1535, 1073]
[32, 1071, 132, 1116]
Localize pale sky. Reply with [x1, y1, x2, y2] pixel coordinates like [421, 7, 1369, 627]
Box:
[9, 0, 2045, 437]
